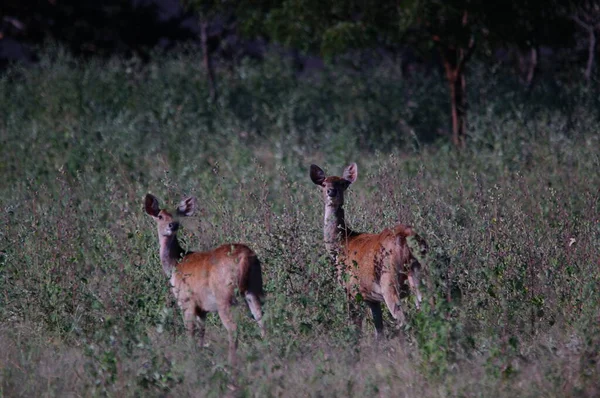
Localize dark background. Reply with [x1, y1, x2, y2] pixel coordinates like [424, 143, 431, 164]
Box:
[0, 0, 592, 76]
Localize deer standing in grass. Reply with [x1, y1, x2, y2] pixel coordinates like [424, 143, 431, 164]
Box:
[144, 194, 265, 364]
[310, 163, 426, 338]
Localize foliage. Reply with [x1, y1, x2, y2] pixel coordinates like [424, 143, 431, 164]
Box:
[237, 0, 399, 57]
[0, 47, 599, 395]
[231, 0, 583, 148]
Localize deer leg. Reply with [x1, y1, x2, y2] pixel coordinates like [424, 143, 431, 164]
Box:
[245, 293, 265, 338]
[347, 294, 363, 333]
[408, 260, 423, 309]
[176, 286, 202, 342]
[381, 272, 406, 328]
[182, 306, 198, 344]
[366, 301, 384, 339]
[343, 271, 364, 333]
[217, 303, 238, 366]
[196, 308, 207, 348]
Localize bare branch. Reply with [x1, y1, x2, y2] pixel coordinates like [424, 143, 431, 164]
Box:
[457, 36, 476, 77]
[572, 14, 594, 30]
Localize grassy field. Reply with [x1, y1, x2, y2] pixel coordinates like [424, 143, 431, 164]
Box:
[1, 48, 599, 396]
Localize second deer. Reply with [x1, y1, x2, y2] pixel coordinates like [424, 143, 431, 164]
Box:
[144, 194, 265, 364]
[310, 163, 427, 338]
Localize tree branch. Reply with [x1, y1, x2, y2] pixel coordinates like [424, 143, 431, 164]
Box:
[457, 36, 475, 77]
[572, 14, 593, 31]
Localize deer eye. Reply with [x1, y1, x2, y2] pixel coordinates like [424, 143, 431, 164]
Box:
[158, 215, 163, 220]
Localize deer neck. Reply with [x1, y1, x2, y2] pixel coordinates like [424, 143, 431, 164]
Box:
[323, 203, 350, 256]
[158, 234, 184, 277]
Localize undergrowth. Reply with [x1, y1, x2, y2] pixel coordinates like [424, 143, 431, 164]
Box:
[0, 47, 599, 396]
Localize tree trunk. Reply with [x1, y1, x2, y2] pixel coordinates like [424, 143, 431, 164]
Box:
[525, 47, 538, 89]
[585, 27, 596, 81]
[436, 10, 475, 150]
[200, 20, 217, 102]
[444, 62, 466, 149]
[572, 14, 598, 82]
[441, 43, 473, 150]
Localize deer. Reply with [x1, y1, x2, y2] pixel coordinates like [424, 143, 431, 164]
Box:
[144, 193, 265, 365]
[310, 163, 427, 339]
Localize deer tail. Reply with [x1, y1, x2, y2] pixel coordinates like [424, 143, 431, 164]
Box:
[239, 251, 265, 301]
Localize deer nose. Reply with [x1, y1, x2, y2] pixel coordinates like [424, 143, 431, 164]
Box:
[169, 222, 179, 231]
[327, 188, 337, 197]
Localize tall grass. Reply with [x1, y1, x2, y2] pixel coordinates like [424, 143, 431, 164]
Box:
[0, 47, 599, 396]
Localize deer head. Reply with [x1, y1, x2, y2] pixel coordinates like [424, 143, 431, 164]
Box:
[144, 194, 197, 237]
[310, 163, 358, 207]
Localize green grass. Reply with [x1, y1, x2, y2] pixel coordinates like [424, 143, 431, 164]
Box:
[1, 47, 599, 396]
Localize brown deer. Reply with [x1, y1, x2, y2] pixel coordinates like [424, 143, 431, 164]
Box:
[310, 163, 426, 338]
[144, 194, 265, 364]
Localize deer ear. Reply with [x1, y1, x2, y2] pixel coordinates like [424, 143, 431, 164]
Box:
[343, 163, 358, 184]
[177, 196, 197, 217]
[310, 164, 326, 186]
[144, 194, 160, 217]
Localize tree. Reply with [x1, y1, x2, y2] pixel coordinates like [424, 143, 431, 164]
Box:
[187, 1, 576, 148]
[486, 1, 573, 89]
[238, 0, 483, 149]
[407, 1, 481, 149]
[181, 0, 230, 101]
[237, 1, 399, 56]
[569, 0, 600, 81]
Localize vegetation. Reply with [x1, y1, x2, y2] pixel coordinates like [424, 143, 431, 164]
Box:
[217, 0, 578, 146]
[2, 1, 596, 148]
[0, 48, 599, 396]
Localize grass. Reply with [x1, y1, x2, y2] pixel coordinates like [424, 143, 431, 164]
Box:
[0, 46, 599, 396]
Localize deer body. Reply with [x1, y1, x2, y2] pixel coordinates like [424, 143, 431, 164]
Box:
[168, 244, 261, 313]
[335, 227, 416, 303]
[311, 163, 425, 337]
[145, 194, 264, 364]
